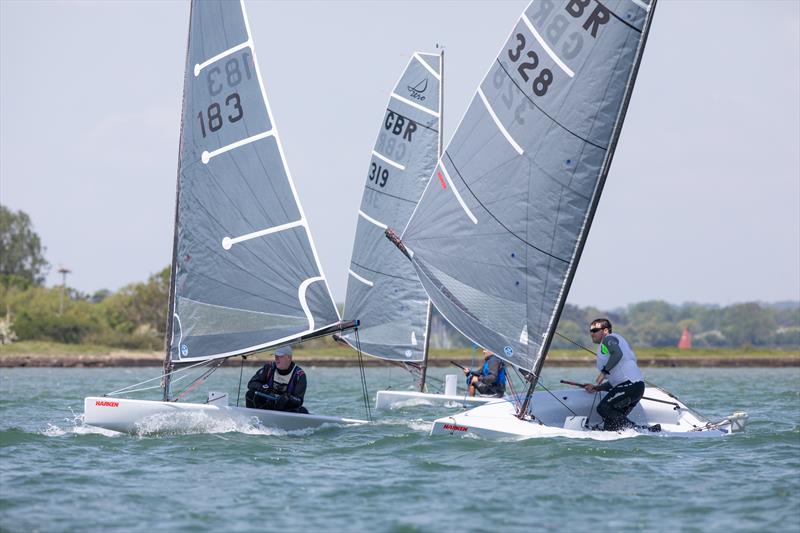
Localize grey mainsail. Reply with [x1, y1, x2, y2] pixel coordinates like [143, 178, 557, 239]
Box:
[398, 0, 657, 374]
[342, 52, 442, 363]
[166, 0, 340, 364]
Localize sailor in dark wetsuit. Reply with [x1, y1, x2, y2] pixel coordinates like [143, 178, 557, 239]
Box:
[464, 349, 507, 397]
[245, 345, 308, 414]
[584, 318, 646, 431]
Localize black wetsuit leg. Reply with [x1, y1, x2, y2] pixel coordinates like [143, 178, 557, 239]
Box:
[596, 381, 645, 431]
[475, 382, 505, 397]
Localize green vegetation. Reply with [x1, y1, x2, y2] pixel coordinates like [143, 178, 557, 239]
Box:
[0, 268, 169, 349]
[0, 206, 49, 288]
[0, 204, 797, 356]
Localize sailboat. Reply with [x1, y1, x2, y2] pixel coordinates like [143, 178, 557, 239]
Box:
[339, 50, 496, 410]
[386, 0, 747, 438]
[84, 0, 367, 434]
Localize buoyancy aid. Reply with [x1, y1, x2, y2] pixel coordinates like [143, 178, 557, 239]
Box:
[595, 333, 644, 386]
[482, 357, 507, 386]
[265, 363, 303, 395]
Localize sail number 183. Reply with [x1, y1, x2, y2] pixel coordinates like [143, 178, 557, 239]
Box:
[197, 93, 243, 137]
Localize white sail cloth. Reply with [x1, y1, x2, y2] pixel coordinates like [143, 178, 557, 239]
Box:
[342, 53, 441, 362]
[168, 0, 340, 363]
[400, 0, 656, 372]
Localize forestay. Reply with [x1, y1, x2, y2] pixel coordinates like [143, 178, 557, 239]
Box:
[167, 0, 340, 363]
[399, 0, 656, 373]
[342, 53, 441, 362]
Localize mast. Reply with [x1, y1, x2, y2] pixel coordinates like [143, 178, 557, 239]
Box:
[162, 0, 195, 401]
[517, 0, 659, 418]
[417, 47, 443, 393]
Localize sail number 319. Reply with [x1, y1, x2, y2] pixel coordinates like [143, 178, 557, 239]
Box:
[369, 162, 389, 188]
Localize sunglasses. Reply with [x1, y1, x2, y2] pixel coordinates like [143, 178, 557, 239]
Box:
[589, 327, 604, 333]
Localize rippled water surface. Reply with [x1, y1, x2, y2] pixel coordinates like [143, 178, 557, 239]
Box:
[1, 366, 798, 532]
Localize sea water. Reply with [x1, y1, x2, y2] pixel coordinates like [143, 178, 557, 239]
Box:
[1, 366, 798, 532]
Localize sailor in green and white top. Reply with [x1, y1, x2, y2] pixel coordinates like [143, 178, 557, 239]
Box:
[584, 318, 646, 431]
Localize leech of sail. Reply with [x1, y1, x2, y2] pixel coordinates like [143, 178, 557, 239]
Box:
[477, 88, 524, 155]
[202, 130, 275, 164]
[348, 269, 374, 287]
[194, 40, 252, 76]
[372, 150, 405, 171]
[414, 52, 441, 80]
[439, 164, 478, 224]
[358, 209, 388, 229]
[521, 14, 575, 78]
[391, 93, 440, 117]
[222, 219, 303, 250]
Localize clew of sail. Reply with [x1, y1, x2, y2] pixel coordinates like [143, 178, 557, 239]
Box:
[342, 52, 442, 362]
[167, 0, 340, 363]
[399, 0, 656, 373]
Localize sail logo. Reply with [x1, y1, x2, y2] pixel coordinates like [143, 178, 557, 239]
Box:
[181, 344, 189, 356]
[442, 424, 468, 432]
[407, 78, 428, 101]
[504, 345, 514, 357]
[95, 401, 119, 408]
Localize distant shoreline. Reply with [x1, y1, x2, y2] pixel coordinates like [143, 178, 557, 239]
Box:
[2, 354, 798, 368]
[2, 342, 797, 368]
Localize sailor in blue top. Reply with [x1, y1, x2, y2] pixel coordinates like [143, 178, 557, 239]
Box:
[245, 345, 308, 414]
[584, 318, 645, 431]
[463, 349, 507, 397]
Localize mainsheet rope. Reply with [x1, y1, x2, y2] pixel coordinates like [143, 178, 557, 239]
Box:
[105, 357, 218, 397]
[354, 329, 372, 422]
[236, 355, 247, 407]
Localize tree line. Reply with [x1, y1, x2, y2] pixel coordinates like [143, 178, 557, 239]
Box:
[1, 205, 798, 349]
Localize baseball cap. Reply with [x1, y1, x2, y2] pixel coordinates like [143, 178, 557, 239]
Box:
[274, 345, 293, 357]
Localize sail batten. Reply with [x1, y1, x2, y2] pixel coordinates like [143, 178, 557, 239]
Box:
[166, 0, 340, 364]
[402, 0, 657, 373]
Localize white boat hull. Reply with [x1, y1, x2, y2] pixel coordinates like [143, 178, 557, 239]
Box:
[84, 397, 367, 434]
[375, 390, 497, 410]
[431, 386, 747, 439]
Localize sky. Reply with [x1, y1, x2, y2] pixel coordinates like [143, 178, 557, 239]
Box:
[1, 0, 798, 310]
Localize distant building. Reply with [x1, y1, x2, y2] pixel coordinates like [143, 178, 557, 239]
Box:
[678, 327, 693, 350]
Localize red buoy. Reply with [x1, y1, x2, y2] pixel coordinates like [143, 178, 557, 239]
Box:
[678, 326, 692, 350]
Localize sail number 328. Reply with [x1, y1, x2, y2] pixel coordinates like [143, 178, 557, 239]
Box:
[508, 33, 554, 97]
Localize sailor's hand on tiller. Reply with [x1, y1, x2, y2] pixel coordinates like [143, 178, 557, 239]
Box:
[583, 384, 596, 393]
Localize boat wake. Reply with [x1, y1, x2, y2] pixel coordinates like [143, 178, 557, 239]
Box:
[41, 411, 121, 438]
[47, 409, 335, 438]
